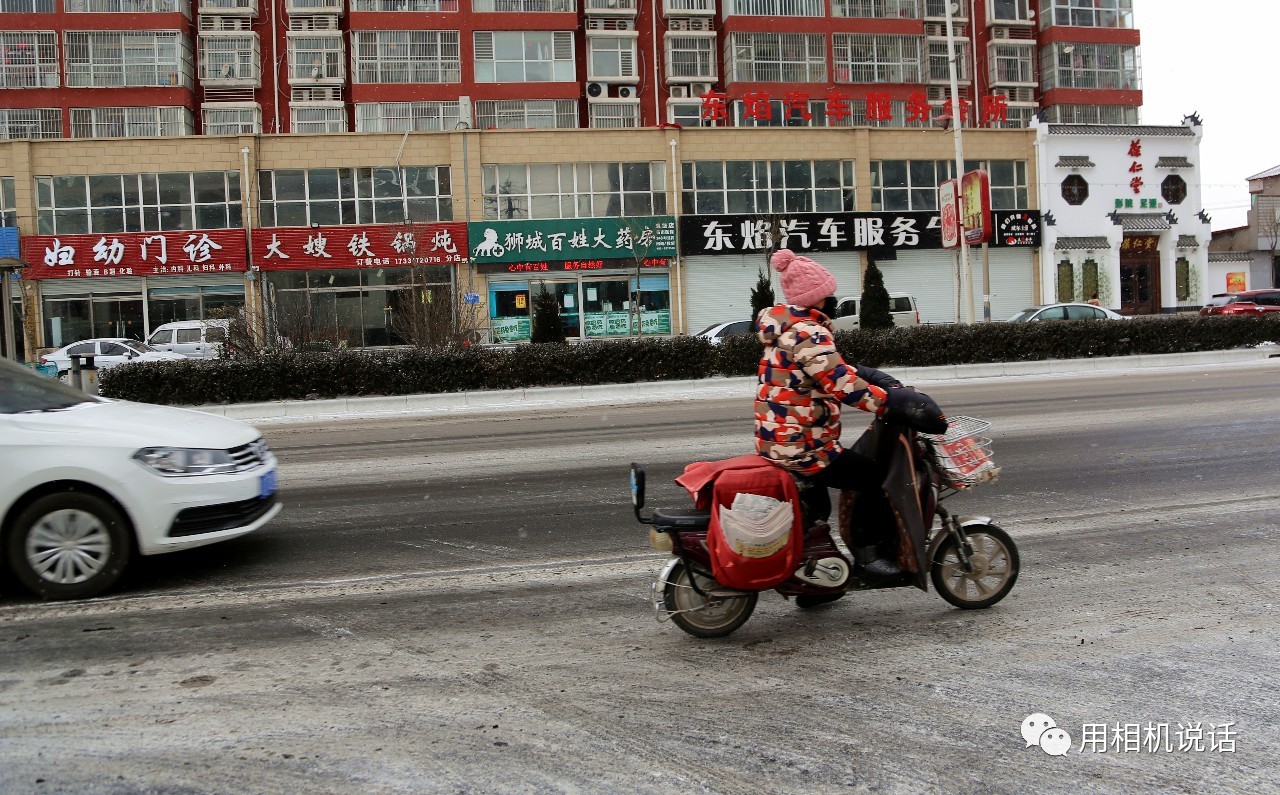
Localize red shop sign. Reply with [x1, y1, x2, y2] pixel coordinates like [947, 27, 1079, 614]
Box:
[21, 229, 247, 280]
[252, 223, 468, 270]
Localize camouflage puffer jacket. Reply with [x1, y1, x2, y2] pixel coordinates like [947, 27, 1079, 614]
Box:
[754, 304, 888, 474]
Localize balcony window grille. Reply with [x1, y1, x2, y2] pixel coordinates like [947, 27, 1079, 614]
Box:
[0, 108, 61, 139]
[471, 0, 574, 10]
[474, 99, 577, 130]
[0, 0, 55, 10]
[66, 0, 187, 11]
[202, 105, 261, 134]
[723, 0, 821, 16]
[1043, 104, 1138, 125]
[989, 42, 1034, 84]
[199, 34, 260, 83]
[831, 0, 919, 18]
[846, 99, 930, 128]
[665, 0, 714, 11]
[291, 106, 347, 133]
[352, 31, 460, 84]
[473, 31, 574, 82]
[681, 159, 854, 215]
[1040, 0, 1132, 29]
[665, 35, 715, 81]
[1041, 42, 1138, 91]
[483, 161, 665, 220]
[355, 101, 461, 132]
[727, 33, 825, 83]
[667, 101, 708, 128]
[70, 106, 192, 138]
[833, 34, 921, 83]
[350, 0, 457, 8]
[588, 36, 637, 80]
[732, 99, 826, 127]
[0, 32, 59, 89]
[927, 39, 969, 81]
[588, 102, 639, 129]
[257, 166, 452, 227]
[289, 35, 345, 81]
[65, 31, 193, 88]
[198, 0, 255, 9]
[36, 171, 242, 235]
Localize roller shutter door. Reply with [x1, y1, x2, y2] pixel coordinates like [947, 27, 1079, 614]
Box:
[878, 251, 956, 325]
[683, 252, 863, 333]
[976, 249, 1036, 322]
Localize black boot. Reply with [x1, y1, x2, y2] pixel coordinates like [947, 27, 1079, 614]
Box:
[853, 545, 901, 578]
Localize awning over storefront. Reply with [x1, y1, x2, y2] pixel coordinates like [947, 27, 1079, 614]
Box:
[1055, 236, 1111, 250]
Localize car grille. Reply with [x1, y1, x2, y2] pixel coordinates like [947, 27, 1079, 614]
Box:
[228, 438, 272, 472]
[168, 494, 279, 538]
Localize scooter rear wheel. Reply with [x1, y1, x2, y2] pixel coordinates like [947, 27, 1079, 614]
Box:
[663, 561, 757, 638]
[931, 524, 1019, 609]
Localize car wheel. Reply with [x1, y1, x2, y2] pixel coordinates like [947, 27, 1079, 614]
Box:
[5, 492, 133, 600]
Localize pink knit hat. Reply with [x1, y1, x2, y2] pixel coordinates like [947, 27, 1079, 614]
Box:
[771, 248, 837, 309]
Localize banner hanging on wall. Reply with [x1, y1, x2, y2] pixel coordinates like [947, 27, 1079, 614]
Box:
[21, 229, 247, 279]
[251, 223, 468, 270]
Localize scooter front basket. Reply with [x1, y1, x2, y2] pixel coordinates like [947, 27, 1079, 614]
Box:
[921, 415, 1000, 489]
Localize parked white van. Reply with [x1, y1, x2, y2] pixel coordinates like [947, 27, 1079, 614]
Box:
[830, 294, 920, 331]
[146, 319, 229, 359]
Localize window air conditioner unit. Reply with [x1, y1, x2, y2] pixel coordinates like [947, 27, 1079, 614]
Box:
[992, 26, 1009, 39]
[585, 81, 607, 100]
[616, 85, 637, 99]
[689, 82, 712, 96]
[670, 85, 689, 98]
[617, 18, 633, 30]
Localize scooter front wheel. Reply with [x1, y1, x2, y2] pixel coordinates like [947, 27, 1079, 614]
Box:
[662, 561, 757, 638]
[931, 524, 1019, 609]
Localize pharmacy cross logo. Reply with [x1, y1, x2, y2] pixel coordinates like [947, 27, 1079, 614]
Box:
[1021, 713, 1071, 757]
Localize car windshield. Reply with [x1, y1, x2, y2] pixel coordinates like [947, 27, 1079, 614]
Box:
[696, 323, 723, 336]
[124, 340, 160, 354]
[0, 357, 99, 414]
[1007, 308, 1040, 323]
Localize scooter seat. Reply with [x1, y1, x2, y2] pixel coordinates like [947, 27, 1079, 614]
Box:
[652, 507, 712, 529]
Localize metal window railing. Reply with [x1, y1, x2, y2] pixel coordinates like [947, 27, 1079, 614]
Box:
[354, 101, 460, 132]
[724, 0, 821, 16]
[351, 30, 460, 84]
[727, 32, 826, 83]
[989, 43, 1034, 84]
[199, 33, 262, 83]
[589, 102, 640, 129]
[202, 106, 262, 134]
[833, 34, 922, 83]
[350, 0, 458, 9]
[69, 106, 192, 138]
[665, 35, 715, 81]
[0, 107, 62, 139]
[66, 0, 188, 11]
[831, 0, 918, 18]
[291, 106, 346, 133]
[1041, 0, 1132, 29]
[471, 0, 575, 11]
[475, 99, 578, 130]
[0, 0, 55, 10]
[0, 32, 60, 88]
[65, 31, 193, 88]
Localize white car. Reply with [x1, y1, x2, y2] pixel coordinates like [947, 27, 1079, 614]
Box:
[830, 293, 921, 331]
[696, 320, 755, 345]
[0, 356, 281, 599]
[40, 338, 185, 375]
[1006, 303, 1129, 322]
[147, 319, 230, 359]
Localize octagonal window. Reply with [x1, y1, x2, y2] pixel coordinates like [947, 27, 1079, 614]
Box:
[1062, 174, 1089, 206]
[1161, 174, 1187, 205]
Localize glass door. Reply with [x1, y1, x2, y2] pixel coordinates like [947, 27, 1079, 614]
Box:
[581, 277, 632, 337]
[546, 279, 582, 339]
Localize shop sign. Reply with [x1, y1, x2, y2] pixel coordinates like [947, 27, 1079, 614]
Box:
[21, 229, 247, 279]
[468, 216, 676, 266]
[939, 180, 960, 249]
[476, 256, 671, 275]
[697, 89, 1013, 127]
[961, 169, 992, 246]
[0, 228, 17, 259]
[252, 223, 467, 270]
[996, 211, 1041, 247]
[680, 211, 1039, 255]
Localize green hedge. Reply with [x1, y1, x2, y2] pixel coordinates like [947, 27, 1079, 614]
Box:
[99, 315, 1280, 405]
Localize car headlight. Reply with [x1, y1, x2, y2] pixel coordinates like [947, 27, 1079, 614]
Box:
[133, 447, 237, 476]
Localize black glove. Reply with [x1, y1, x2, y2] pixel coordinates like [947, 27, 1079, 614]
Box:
[855, 364, 903, 391]
[882, 387, 949, 435]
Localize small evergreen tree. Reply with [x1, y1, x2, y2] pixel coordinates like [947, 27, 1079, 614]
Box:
[859, 260, 894, 330]
[530, 287, 566, 344]
[750, 266, 776, 323]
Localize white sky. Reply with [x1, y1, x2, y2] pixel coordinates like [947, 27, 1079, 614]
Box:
[1138, 1, 1280, 231]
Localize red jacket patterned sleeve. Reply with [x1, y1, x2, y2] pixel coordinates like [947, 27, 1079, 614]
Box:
[790, 322, 888, 414]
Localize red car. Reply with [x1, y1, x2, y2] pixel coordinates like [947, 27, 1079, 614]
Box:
[1199, 290, 1280, 316]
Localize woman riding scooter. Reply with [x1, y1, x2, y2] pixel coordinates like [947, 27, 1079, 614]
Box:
[754, 248, 948, 576]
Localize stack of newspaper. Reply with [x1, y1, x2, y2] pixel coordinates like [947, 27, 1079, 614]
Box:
[719, 492, 794, 559]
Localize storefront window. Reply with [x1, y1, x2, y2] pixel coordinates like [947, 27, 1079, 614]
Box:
[487, 273, 671, 342]
[257, 166, 452, 227]
[35, 171, 242, 235]
[265, 266, 452, 349]
[42, 293, 146, 346]
[147, 284, 245, 327]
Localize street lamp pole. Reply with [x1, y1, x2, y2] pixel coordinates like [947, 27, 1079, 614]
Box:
[944, 0, 975, 324]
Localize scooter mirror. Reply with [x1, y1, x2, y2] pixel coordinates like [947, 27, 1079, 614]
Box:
[629, 463, 646, 510]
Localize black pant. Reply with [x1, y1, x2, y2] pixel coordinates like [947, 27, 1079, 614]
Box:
[810, 448, 894, 546]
